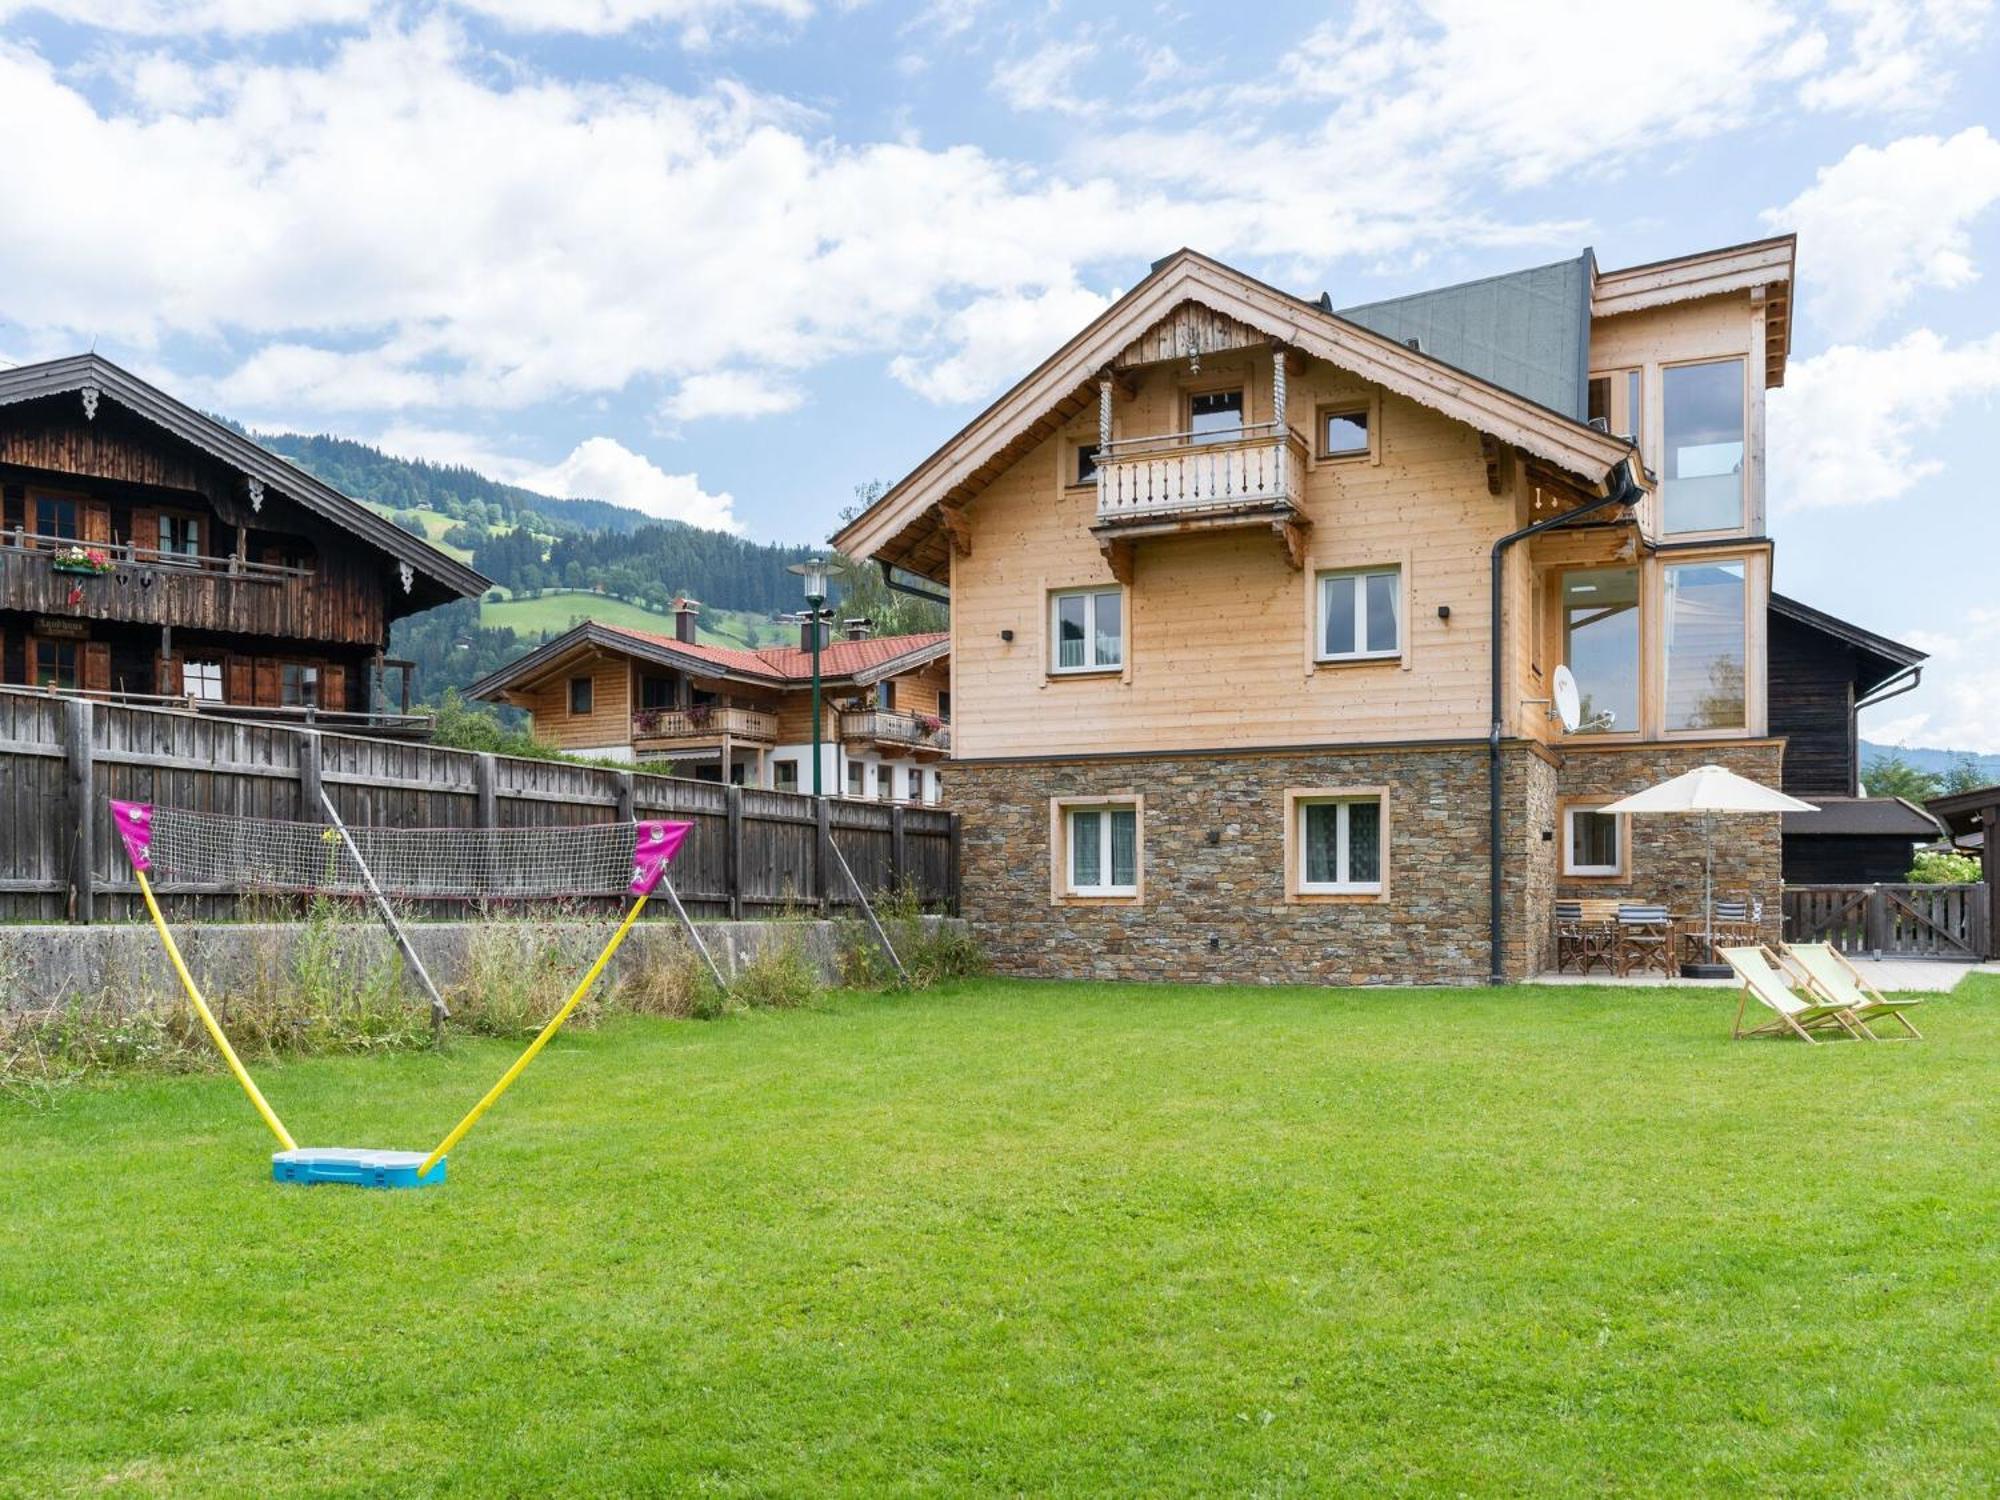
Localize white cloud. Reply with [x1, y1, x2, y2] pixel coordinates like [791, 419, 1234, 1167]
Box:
[991, 38, 1101, 117]
[0, 0, 805, 36]
[1769, 330, 2000, 510]
[661, 370, 805, 421]
[890, 281, 1112, 404]
[1865, 606, 2000, 754]
[517, 437, 742, 532]
[1797, 0, 1992, 112]
[1767, 128, 2000, 339]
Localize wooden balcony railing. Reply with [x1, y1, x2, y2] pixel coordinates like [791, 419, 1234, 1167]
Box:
[631, 705, 779, 744]
[1095, 422, 1309, 524]
[838, 708, 951, 753]
[1, 683, 434, 739]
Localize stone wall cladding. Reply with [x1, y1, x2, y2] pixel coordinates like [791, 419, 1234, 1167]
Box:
[953, 744, 1556, 986]
[1556, 740, 1787, 942]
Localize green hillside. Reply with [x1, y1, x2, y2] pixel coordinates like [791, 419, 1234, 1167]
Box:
[479, 592, 793, 650]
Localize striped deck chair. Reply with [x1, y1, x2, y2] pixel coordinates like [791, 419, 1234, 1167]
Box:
[1783, 942, 1925, 1040]
[1718, 945, 1870, 1043]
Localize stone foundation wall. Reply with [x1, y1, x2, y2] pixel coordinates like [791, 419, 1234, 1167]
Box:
[1556, 740, 1787, 941]
[952, 744, 1557, 986]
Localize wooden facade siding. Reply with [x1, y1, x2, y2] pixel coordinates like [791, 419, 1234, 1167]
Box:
[1112, 302, 1268, 371]
[0, 410, 218, 497]
[1768, 609, 1861, 796]
[0, 687, 958, 923]
[517, 654, 635, 750]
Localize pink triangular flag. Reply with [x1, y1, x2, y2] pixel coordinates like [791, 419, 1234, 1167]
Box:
[629, 820, 692, 896]
[111, 800, 155, 871]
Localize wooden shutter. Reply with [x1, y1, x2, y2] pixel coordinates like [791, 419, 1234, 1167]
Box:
[83, 641, 111, 693]
[155, 653, 183, 697]
[319, 662, 347, 713]
[225, 654, 252, 705]
[254, 658, 280, 707]
[129, 509, 159, 554]
[82, 502, 111, 545]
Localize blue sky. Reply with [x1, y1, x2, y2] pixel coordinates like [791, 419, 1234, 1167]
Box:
[2, 0, 1997, 752]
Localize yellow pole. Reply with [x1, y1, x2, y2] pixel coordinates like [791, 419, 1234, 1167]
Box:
[420, 892, 652, 1175]
[135, 866, 297, 1152]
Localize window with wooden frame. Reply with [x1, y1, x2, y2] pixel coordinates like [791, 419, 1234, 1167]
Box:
[1049, 586, 1123, 674]
[159, 512, 203, 560]
[1318, 404, 1370, 459]
[772, 759, 799, 793]
[1070, 441, 1101, 487]
[185, 660, 224, 702]
[1316, 566, 1401, 663]
[1661, 358, 1746, 535]
[1057, 798, 1142, 899]
[280, 663, 318, 708]
[33, 637, 77, 690]
[1285, 788, 1389, 900]
[1561, 802, 1625, 878]
[846, 759, 866, 798]
[568, 675, 593, 715]
[1587, 367, 1642, 446]
[1187, 387, 1244, 444]
[1662, 557, 1748, 732]
[33, 494, 79, 542]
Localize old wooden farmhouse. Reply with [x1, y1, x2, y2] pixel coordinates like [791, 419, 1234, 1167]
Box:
[469, 602, 950, 803]
[0, 355, 486, 730]
[834, 234, 1926, 982]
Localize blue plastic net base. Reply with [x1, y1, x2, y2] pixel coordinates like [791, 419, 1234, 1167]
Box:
[272, 1148, 446, 1190]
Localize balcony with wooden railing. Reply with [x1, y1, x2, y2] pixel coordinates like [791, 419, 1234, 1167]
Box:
[1090, 422, 1311, 577]
[631, 704, 778, 749]
[838, 708, 951, 757]
[0, 530, 383, 646]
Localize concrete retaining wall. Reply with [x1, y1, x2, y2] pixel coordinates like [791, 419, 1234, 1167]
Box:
[0, 916, 964, 1012]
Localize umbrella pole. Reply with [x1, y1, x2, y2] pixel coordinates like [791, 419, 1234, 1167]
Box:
[1704, 809, 1715, 956]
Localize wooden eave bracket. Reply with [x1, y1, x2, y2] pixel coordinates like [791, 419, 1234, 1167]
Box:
[936, 500, 972, 558]
[1480, 433, 1519, 498]
[1100, 536, 1135, 586]
[1275, 514, 1311, 571]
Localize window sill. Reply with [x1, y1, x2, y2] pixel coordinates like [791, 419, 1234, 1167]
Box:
[1047, 666, 1123, 680]
[1288, 888, 1388, 905]
[1056, 891, 1144, 907]
[1316, 449, 1371, 463]
[1563, 869, 1626, 882]
[1313, 653, 1402, 668]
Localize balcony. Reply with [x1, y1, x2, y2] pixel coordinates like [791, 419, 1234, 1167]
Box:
[0, 531, 382, 646]
[631, 705, 778, 749]
[1091, 423, 1311, 576]
[838, 708, 951, 757]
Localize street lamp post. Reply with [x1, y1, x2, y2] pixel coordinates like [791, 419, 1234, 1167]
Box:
[790, 557, 831, 797]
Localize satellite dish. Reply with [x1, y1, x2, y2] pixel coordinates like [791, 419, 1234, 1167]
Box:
[1551, 665, 1582, 735]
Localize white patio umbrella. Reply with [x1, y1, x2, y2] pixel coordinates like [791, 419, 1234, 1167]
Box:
[1600, 765, 1818, 964]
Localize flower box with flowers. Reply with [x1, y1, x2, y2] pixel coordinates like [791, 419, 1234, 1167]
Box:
[915, 713, 944, 738]
[52, 546, 114, 576]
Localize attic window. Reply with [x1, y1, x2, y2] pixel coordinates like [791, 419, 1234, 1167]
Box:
[569, 675, 593, 715]
[1320, 406, 1370, 459]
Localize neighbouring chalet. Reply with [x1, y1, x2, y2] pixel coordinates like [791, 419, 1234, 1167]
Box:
[1766, 592, 1941, 883]
[829, 234, 1908, 984]
[0, 355, 486, 731]
[469, 601, 951, 803]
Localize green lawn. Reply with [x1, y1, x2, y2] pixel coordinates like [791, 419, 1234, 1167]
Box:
[5, 978, 1998, 1496]
[481, 591, 784, 648]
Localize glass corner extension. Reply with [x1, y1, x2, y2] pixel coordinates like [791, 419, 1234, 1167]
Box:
[1662, 359, 1745, 534]
[1663, 558, 1749, 732]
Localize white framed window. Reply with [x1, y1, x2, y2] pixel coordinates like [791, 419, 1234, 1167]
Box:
[1062, 801, 1140, 897]
[846, 760, 866, 798]
[161, 513, 202, 559]
[1294, 793, 1386, 895]
[1563, 805, 1623, 877]
[1050, 587, 1122, 674]
[1317, 567, 1400, 661]
[878, 766, 895, 801]
[184, 660, 224, 702]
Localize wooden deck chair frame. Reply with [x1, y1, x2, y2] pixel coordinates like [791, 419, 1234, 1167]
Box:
[1783, 942, 1924, 1040]
[1718, 944, 1871, 1044]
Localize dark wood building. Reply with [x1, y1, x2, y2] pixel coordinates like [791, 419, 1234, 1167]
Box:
[0, 355, 486, 730]
[1925, 784, 1997, 959]
[1767, 592, 1941, 882]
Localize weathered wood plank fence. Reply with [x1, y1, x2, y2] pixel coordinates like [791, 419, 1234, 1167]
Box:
[0, 688, 959, 923]
[1781, 882, 1991, 960]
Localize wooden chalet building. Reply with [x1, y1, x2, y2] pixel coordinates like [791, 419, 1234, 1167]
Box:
[470, 602, 951, 803]
[0, 355, 486, 731]
[831, 234, 1909, 984]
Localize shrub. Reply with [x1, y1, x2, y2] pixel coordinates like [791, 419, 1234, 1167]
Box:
[836, 883, 985, 992]
[612, 936, 719, 1020]
[726, 931, 820, 1011]
[1909, 849, 1981, 885]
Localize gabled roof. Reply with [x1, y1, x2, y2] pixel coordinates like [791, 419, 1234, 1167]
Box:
[1591, 235, 1795, 386]
[0, 353, 488, 599]
[832, 249, 1639, 581]
[1780, 796, 1943, 838]
[1769, 592, 1926, 695]
[1338, 254, 1592, 420]
[467, 620, 947, 702]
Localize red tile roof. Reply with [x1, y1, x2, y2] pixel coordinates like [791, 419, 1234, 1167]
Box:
[596, 624, 946, 683]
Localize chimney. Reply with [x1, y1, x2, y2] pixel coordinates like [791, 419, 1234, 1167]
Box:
[843, 617, 872, 642]
[674, 597, 700, 645]
[798, 617, 827, 652]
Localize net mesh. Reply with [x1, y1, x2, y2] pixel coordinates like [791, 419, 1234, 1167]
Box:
[143, 806, 650, 901]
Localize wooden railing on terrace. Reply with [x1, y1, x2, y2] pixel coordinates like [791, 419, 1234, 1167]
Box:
[0, 683, 432, 739]
[631, 705, 779, 743]
[1781, 882, 1991, 960]
[1095, 422, 1309, 523]
[838, 709, 951, 752]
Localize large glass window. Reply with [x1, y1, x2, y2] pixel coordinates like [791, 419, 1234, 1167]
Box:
[1664, 559, 1748, 732]
[1298, 796, 1384, 894]
[1662, 359, 1745, 534]
[1188, 389, 1244, 443]
[1560, 567, 1639, 734]
[1068, 804, 1139, 896]
[1051, 588, 1122, 673]
[1318, 567, 1400, 661]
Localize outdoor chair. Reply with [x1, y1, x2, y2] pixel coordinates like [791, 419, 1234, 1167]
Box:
[1718, 944, 1870, 1043]
[1783, 942, 1925, 1040]
[1554, 901, 1617, 975]
[1615, 904, 1678, 979]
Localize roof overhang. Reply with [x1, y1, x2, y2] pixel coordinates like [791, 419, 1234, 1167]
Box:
[1591, 234, 1795, 387]
[1769, 591, 1926, 694]
[1926, 783, 2000, 839]
[1781, 795, 1945, 838]
[467, 622, 780, 701]
[846, 634, 951, 686]
[834, 250, 1638, 582]
[0, 353, 490, 601]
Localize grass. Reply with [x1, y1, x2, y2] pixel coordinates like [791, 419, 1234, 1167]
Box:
[480, 591, 785, 648]
[3, 976, 1997, 1496]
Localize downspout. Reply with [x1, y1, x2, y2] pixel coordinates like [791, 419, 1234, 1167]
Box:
[1488, 457, 1645, 985]
[1853, 664, 1923, 796]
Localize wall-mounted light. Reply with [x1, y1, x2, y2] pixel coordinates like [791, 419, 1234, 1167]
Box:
[1000, 628, 1015, 643]
[1437, 605, 1452, 621]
